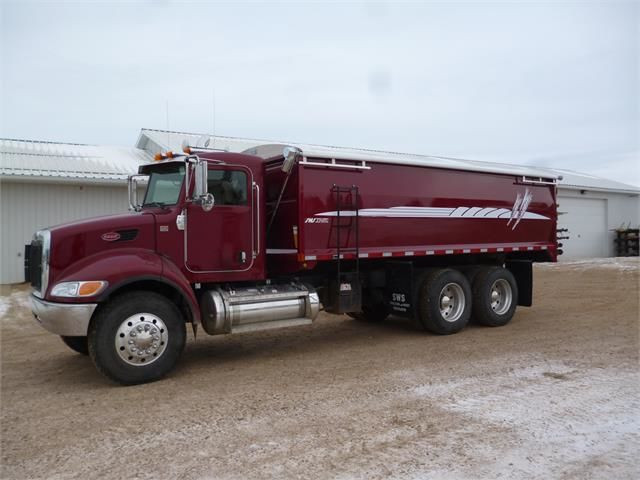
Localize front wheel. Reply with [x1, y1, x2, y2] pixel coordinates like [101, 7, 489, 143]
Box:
[88, 291, 186, 385]
[61, 336, 89, 355]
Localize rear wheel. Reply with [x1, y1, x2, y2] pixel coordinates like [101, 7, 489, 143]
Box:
[88, 291, 186, 385]
[60, 336, 88, 355]
[472, 266, 518, 326]
[417, 269, 472, 334]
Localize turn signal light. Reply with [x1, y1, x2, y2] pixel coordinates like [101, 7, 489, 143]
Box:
[154, 153, 164, 162]
[166, 151, 174, 158]
[78, 281, 106, 296]
[182, 146, 192, 154]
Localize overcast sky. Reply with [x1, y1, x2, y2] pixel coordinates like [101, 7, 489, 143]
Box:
[1, 0, 638, 185]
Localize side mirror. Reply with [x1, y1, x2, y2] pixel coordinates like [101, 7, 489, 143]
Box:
[194, 161, 208, 197]
[193, 161, 214, 211]
[128, 174, 147, 212]
[282, 146, 300, 173]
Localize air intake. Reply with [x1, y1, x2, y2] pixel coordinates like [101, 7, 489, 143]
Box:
[116, 229, 139, 242]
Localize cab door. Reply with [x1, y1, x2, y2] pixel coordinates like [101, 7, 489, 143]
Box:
[185, 165, 254, 272]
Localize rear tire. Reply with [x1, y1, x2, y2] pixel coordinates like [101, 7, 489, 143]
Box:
[417, 269, 472, 335]
[88, 291, 186, 385]
[472, 266, 518, 327]
[61, 336, 89, 355]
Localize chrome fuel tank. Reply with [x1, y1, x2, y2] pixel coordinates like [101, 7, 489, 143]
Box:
[200, 283, 320, 335]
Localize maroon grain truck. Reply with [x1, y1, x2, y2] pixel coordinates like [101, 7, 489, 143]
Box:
[25, 143, 560, 384]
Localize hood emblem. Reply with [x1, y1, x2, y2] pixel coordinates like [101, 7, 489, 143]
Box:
[101, 231, 121, 242]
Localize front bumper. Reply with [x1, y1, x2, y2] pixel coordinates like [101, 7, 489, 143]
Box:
[30, 294, 97, 337]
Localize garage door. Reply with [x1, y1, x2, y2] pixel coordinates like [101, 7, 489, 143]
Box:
[557, 196, 608, 260]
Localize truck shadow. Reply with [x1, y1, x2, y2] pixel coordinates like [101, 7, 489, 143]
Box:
[177, 314, 470, 372]
[24, 315, 481, 388]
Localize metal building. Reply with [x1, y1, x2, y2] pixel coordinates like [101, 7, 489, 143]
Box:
[0, 139, 151, 283]
[1, 130, 638, 283]
[553, 171, 640, 259]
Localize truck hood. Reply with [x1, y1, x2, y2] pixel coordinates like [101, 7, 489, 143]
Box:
[47, 212, 157, 281]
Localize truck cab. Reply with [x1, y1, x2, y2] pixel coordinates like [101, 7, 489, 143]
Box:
[135, 152, 267, 283]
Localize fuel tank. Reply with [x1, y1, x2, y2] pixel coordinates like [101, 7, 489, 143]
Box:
[200, 282, 320, 335]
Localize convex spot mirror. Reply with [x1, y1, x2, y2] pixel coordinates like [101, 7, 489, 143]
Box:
[200, 193, 214, 212]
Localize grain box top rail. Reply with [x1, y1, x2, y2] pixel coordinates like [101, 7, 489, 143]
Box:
[242, 143, 560, 181]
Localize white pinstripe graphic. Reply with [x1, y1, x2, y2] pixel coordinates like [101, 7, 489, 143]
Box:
[315, 205, 548, 221]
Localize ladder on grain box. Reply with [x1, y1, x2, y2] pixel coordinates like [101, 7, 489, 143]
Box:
[327, 185, 362, 314]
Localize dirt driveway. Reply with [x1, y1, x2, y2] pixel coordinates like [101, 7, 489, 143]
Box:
[1, 259, 638, 479]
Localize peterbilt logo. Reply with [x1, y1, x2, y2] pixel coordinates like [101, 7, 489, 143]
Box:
[101, 232, 121, 242]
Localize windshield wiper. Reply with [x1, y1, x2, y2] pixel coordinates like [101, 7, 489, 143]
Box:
[144, 202, 170, 211]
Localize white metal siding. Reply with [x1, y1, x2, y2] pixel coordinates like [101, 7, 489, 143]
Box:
[0, 181, 129, 284]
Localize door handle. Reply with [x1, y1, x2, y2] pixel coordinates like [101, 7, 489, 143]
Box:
[240, 251, 247, 264]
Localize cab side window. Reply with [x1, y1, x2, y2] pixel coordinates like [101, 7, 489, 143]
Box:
[207, 170, 248, 206]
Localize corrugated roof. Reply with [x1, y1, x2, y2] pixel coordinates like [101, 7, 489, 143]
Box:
[0, 138, 151, 184]
[138, 129, 559, 179]
[138, 128, 640, 193]
[540, 167, 640, 194]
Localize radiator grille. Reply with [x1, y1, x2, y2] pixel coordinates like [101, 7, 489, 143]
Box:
[24, 241, 42, 289]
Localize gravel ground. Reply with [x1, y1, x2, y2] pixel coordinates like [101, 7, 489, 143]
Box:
[1, 259, 639, 480]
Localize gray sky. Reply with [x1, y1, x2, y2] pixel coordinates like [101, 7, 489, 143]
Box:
[2, 0, 639, 185]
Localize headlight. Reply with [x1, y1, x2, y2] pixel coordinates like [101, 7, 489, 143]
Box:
[51, 281, 107, 298]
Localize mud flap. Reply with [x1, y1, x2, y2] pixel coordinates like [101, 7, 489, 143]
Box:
[506, 260, 532, 307]
[326, 273, 362, 314]
[385, 261, 414, 317]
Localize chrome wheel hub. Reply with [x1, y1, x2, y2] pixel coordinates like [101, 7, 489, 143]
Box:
[490, 279, 513, 315]
[115, 313, 168, 366]
[439, 283, 465, 322]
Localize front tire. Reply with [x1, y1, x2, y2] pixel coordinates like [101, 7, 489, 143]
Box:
[417, 269, 472, 335]
[61, 336, 89, 355]
[88, 291, 186, 385]
[472, 266, 518, 327]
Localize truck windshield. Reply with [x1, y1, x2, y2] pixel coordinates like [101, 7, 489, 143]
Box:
[143, 165, 185, 206]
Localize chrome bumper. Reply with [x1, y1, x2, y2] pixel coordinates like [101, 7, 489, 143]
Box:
[30, 294, 97, 337]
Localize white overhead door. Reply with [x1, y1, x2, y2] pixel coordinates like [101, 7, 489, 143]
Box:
[557, 196, 608, 260]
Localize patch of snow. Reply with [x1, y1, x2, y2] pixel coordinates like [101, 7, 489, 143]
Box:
[411, 360, 640, 479]
[0, 290, 31, 320]
[0, 296, 10, 319]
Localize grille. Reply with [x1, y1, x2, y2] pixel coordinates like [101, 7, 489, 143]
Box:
[25, 240, 42, 289]
[116, 229, 139, 242]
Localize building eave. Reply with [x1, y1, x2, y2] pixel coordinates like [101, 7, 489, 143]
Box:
[558, 184, 640, 196]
